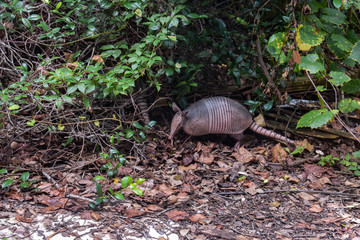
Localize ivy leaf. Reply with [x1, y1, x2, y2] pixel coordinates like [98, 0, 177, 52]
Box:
[298, 24, 325, 46]
[330, 34, 353, 53]
[93, 176, 106, 181]
[338, 98, 360, 113]
[20, 172, 30, 182]
[132, 187, 143, 196]
[132, 121, 144, 129]
[1, 179, 14, 188]
[349, 41, 360, 63]
[114, 192, 125, 200]
[8, 104, 20, 110]
[297, 108, 337, 129]
[341, 79, 360, 94]
[94, 181, 103, 197]
[267, 32, 287, 64]
[321, 8, 347, 25]
[121, 176, 133, 188]
[333, 0, 342, 8]
[328, 71, 351, 86]
[299, 54, 324, 74]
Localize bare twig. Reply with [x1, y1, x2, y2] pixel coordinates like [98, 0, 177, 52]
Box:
[255, 37, 282, 101]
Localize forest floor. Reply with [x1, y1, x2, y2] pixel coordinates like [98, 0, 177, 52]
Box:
[1, 133, 360, 240]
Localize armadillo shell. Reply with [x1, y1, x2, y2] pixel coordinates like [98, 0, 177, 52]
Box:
[182, 97, 252, 136]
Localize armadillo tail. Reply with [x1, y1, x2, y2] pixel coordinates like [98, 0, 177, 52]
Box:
[249, 122, 295, 145]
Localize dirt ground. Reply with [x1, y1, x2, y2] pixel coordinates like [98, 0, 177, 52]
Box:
[1, 133, 360, 240]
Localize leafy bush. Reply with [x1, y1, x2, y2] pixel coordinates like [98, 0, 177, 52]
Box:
[266, 1, 360, 129]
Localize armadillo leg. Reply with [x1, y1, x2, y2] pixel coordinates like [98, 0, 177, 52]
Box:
[230, 133, 244, 150]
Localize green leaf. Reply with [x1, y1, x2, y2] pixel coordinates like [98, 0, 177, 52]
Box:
[114, 192, 125, 200]
[93, 175, 106, 181]
[77, 83, 86, 93]
[121, 176, 133, 188]
[62, 95, 73, 104]
[22, 18, 31, 28]
[330, 34, 353, 53]
[320, 8, 347, 25]
[136, 178, 146, 185]
[299, 54, 324, 74]
[290, 145, 304, 155]
[28, 14, 41, 21]
[27, 119, 36, 126]
[349, 41, 360, 63]
[338, 98, 360, 113]
[132, 121, 144, 129]
[353, 151, 360, 158]
[132, 187, 143, 196]
[0, 169, 8, 174]
[299, 24, 325, 46]
[94, 181, 103, 197]
[20, 172, 30, 182]
[333, 0, 342, 8]
[187, 13, 200, 19]
[83, 97, 90, 110]
[8, 104, 20, 110]
[297, 108, 337, 129]
[328, 71, 351, 86]
[125, 130, 134, 139]
[267, 32, 287, 63]
[341, 79, 360, 94]
[100, 44, 115, 50]
[139, 131, 146, 140]
[1, 179, 13, 188]
[263, 100, 273, 111]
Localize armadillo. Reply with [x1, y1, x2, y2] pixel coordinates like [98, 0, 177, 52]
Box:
[169, 96, 295, 148]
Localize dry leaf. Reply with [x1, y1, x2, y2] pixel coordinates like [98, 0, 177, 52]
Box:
[271, 143, 287, 163]
[269, 201, 280, 207]
[243, 181, 257, 195]
[297, 192, 316, 201]
[304, 163, 326, 177]
[168, 195, 178, 204]
[318, 177, 332, 185]
[15, 216, 33, 223]
[197, 152, 214, 164]
[123, 208, 145, 218]
[165, 210, 189, 221]
[92, 55, 104, 63]
[91, 212, 101, 221]
[232, 147, 254, 163]
[178, 164, 197, 171]
[292, 50, 301, 64]
[309, 204, 323, 213]
[159, 184, 175, 196]
[145, 205, 163, 212]
[189, 213, 206, 222]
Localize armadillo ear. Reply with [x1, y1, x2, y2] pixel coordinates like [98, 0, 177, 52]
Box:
[172, 102, 181, 112]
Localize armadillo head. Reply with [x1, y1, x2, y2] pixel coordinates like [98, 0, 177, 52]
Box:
[168, 102, 185, 140]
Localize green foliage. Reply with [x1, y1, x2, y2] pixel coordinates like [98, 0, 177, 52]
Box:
[0, 0, 194, 111]
[290, 145, 305, 155]
[267, 2, 360, 129]
[297, 109, 338, 129]
[0, 169, 33, 189]
[299, 54, 325, 74]
[90, 149, 145, 209]
[318, 151, 360, 176]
